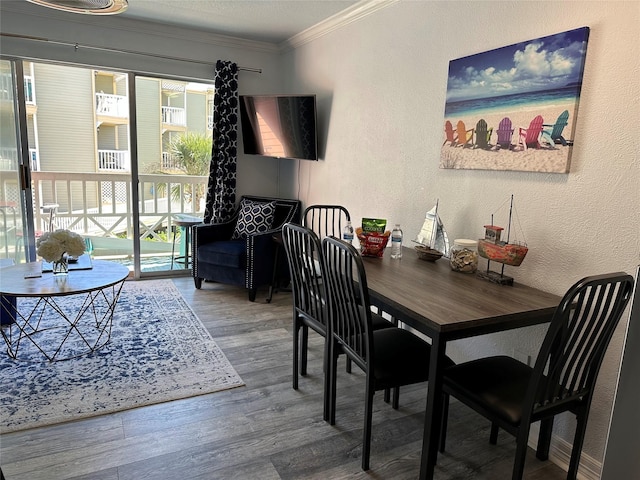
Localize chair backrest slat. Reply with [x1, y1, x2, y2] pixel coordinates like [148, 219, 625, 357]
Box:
[530, 273, 634, 412]
[323, 236, 373, 369]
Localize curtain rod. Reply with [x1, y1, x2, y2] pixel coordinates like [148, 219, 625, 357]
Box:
[0, 32, 262, 73]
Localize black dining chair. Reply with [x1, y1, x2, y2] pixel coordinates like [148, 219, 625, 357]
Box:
[440, 272, 634, 480]
[302, 204, 351, 241]
[322, 236, 454, 470]
[303, 203, 397, 398]
[281, 223, 395, 422]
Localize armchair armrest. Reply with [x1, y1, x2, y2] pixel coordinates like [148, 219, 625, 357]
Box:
[193, 221, 235, 247]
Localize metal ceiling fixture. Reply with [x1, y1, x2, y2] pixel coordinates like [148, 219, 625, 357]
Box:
[26, 0, 128, 15]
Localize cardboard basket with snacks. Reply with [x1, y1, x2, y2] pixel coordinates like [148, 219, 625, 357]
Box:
[357, 218, 390, 257]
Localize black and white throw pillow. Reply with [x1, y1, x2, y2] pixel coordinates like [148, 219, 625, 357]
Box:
[232, 199, 276, 239]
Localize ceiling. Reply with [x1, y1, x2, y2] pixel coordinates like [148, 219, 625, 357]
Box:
[93, 1, 362, 44]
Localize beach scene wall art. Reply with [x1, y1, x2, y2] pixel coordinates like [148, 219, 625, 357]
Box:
[440, 27, 590, 173]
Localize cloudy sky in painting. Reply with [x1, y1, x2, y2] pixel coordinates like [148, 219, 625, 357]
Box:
[446, 28, 589, 102]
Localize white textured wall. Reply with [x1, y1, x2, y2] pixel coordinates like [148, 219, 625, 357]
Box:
[282, 0, 640, 469]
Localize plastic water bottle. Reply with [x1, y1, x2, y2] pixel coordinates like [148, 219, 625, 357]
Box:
[391, 224, 403, 259]
[342, 221, 354, 244]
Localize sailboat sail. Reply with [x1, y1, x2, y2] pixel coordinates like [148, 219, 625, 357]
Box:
[414, 205, 450, 256]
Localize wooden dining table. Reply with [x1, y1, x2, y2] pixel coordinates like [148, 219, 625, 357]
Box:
[361, 246, 562, 479]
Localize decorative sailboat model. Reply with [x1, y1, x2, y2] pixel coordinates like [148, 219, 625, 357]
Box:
[477, 195, 528, 285]
[413, 200, 450, 261]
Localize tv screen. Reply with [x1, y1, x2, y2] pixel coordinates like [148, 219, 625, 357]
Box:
[239, 95, 318, 161]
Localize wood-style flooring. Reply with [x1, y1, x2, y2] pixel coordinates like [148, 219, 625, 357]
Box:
[0, 278, 568, 479]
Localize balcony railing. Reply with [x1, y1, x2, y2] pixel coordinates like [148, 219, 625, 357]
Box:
[162, 106, 186, 126]
[96, 92, 128, 117]
[162, 152, 179, 170]
[30, 171, 207, 242]
[98, 150, 130, 171]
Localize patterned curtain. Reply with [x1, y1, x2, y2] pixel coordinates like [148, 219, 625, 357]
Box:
[203, 60, 238, 223]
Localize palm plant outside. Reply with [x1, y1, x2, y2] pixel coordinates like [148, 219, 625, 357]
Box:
[160, 131, 212, 211]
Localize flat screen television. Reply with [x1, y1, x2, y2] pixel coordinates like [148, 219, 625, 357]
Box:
[239, 94, 318, 161]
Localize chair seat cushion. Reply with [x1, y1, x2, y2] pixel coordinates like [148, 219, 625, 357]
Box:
[372, 328, 454, 389]
[443, 355, 532, 426]
[197, 240, 245, 268]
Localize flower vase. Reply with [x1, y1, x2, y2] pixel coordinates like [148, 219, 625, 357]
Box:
[52, 255, 69, 275]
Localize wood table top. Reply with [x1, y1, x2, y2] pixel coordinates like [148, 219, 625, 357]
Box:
[362, 246, 562, 337]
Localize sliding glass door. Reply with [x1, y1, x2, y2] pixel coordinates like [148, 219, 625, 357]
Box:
[1, 58, 211, 277]
[133, 75, 211, 274]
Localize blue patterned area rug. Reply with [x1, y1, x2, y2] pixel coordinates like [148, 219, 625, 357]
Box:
[0, 279, 244, 433]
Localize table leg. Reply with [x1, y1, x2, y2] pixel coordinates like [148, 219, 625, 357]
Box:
[183, 225, 191, 269]
[419, 333, 446, 480]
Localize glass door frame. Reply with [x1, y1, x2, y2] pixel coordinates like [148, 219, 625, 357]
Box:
[1, 57, 35, 264]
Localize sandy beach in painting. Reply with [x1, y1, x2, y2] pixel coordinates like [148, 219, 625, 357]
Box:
[440, 101, 577, 173]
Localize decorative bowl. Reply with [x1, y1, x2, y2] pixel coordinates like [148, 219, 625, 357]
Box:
[415, 245, 443, 262]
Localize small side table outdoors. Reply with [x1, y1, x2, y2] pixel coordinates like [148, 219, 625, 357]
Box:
[0, 259, 129, 362]
[171, 214, 202, 270]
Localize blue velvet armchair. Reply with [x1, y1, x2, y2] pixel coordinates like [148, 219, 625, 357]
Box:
[192, 195, 301, 301]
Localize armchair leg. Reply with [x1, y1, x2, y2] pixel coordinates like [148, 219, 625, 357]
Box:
[248, 287, 257, 302]
[490, 423, 499, 445]
[194, 277, 202, 289]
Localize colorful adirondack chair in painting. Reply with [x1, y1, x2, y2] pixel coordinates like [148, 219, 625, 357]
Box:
[518, 115, 544, 150]
[455, 120, 474, 148]
[495, 117, 514, 149]
[443, 120, 457, 146]
[474, 119, 493, 149]
[541, 110, 570, 146]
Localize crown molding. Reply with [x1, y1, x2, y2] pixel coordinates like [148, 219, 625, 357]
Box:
[280, 0, 399, 51]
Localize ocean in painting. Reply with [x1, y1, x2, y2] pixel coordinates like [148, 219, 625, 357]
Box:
[444, 86, 580, 120]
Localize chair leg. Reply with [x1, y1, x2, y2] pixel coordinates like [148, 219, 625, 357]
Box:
[248, 287, 257, 302]
[567, 410, 588, 480]
[194, 277, 202, 289]
[300, 325, 309, 376]
[362, 384, 374, 471]
[392, 387, 400, 410]
[490, 423, 499, 445]
[536, 417, 554, 460]
[439, 393, 449, 453]
[329, 343, 339, 426]
[322, 337, 331, 422]
[292, 321, 300, 390]
[512, 425, 531, 480]
[384, 388, 390, 404]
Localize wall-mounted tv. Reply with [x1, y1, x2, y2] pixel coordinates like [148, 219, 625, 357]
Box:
[239, 94, 318, 161]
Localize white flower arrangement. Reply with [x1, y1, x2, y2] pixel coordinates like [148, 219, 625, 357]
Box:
[36, 229, 86, 262]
